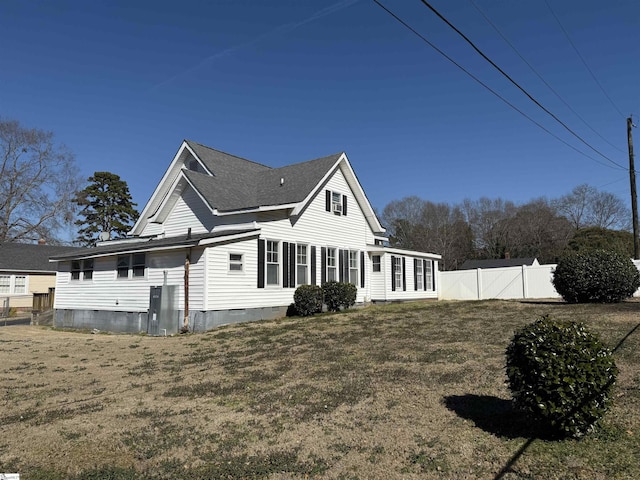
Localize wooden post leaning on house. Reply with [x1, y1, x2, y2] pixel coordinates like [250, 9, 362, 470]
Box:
[183, 251, 190, 332]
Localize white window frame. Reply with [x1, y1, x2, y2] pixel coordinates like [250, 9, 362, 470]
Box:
[416, 259, 423, 291]
[266, 240, 279, 286]
[327, 247, 337, 282]
[331, 191, 342, 215]
[425, 260, 433, 291]
[349, 250, 359, 285]
[372, 255, 381, 272]
[0, 274, 29, 294]
[296, 244, 308, 285]
[14, 275, 27, 294]
[393, 257, 403, 289]
[117, 253, 146, 279]
[71, 259, 94, 281]
[229, 253, 244, 272]
[0, 275, 10, 294]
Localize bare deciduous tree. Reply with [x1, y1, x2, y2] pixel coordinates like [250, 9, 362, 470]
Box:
[552, 184, 629, 230]
[461, 197, 517, 258]
[0, 118, 81, 243]
[382, 196, 473, 270]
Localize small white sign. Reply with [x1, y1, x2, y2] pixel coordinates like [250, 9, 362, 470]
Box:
[0, 474, 20, 480]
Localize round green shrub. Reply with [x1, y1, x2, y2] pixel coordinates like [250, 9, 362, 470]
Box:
[340, 282, 357, 309]
[321, 281, 342, 312]
[293, 284, 323, 316]
[552, 249, 640, 303]
[505, 315, 618, 438]
[321, 281, 357, 312]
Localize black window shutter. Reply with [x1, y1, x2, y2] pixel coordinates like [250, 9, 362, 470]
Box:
[423, 259, 428, 290]
[414, 259, 418, 291]
[402, 257, 406, 291]
[391, 255, 396, 291]
[432, 260, 437, 291]
[321, 247, 327, 284]
[257, 239, 265, 288]
[360, 251, 365, 288]
[289, 242, 296, 287]
[339, 249, 345, 282]
[311, 246, 316, 285]
[342, 195, 347, 216]
[282, 242, 289, 288]
[325, 190, 331, 212]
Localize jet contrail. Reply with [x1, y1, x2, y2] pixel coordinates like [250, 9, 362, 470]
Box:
[151, 0, 360, 91]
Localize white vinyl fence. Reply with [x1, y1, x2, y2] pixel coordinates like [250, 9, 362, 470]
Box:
[439, 260, 640, 301]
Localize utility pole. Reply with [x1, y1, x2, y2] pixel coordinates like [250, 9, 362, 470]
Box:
[628, 116, 639, 259]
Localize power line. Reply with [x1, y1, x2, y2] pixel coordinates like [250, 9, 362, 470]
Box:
[469, 0, 625, 155]
[544, 0, 626, 119]
[370, 0, 625, 171]
[416, 0, 627, 170]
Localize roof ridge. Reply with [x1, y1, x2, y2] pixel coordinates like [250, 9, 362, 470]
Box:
[269, 152, 344, 172]
[185, 140, 272, 169]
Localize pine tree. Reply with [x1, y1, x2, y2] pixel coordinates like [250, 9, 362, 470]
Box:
[74, 172, 139, 246]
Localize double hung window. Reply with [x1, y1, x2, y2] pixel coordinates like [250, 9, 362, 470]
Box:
[117, 254, 146, 279]
[296, 245, 308, 285]
[349, 250, 359, 285]
[416, 260, 423, 290]
[327, 248, 337, 281]
[266, 240, 279, 285]
[229, 253, 243, 272]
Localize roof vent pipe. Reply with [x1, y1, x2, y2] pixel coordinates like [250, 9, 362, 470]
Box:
[280, 177, 284, 186]
[187, 227, 192, 239]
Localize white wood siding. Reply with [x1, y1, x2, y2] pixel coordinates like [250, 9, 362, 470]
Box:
[205, 238, 298, 310]
[163, 186, 214, 237]
[370, 253, 386, 300]
[54, 249, 206, 311]
[256, 168, 374, 303]
[375, 254, 438, 301]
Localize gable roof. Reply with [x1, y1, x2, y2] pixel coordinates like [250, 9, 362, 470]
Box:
[0, 243, 83, 273]
[183, 142, 342, 212]
[131, 140, 384, 234]
[459, 258, 538, 270]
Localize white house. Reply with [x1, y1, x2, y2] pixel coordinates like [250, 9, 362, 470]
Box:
[51, 140, 440, 333]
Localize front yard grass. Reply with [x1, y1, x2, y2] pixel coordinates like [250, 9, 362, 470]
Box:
[0, 299, 638, 479]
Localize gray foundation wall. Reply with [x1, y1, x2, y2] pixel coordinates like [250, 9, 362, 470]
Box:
[54, 305, 289, 335]
[54, 309, 149, 334]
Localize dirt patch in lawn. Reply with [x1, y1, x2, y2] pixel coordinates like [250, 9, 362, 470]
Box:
[1, 300, 639, 479]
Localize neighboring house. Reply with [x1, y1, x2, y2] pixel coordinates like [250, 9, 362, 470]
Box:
[459, 257, 539, 270]
[51, 140, 441, 334]
[0, 242, 81, 312]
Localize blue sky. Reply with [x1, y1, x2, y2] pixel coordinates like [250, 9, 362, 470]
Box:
[1, 0, 638, 219]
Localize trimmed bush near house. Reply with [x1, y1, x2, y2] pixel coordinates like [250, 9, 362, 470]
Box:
[322, 281, 357, 312]
[552, 249, 640, 303]
[505, 315, 618, 438]
[293, 285, 323, 317]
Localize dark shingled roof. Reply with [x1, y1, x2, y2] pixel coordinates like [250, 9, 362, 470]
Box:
[49, 229, 260, 261]
[0, 243, 84, 272]
[184, 140, 342, 212]
[459, 258, 537, 270]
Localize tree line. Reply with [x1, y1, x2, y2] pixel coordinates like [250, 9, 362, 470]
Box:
[382, 188, 633, 270]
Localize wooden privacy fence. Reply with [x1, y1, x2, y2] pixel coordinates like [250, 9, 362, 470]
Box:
[439, 261, 640, 301]
[32, 288, 55, 312]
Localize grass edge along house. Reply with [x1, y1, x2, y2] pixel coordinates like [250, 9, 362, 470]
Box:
[51, 140, 440, 333]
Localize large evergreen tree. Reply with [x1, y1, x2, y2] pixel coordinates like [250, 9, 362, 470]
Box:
[74, 172, 139, 246]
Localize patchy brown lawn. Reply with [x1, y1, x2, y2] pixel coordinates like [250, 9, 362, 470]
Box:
[0, 300, 638, 479]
